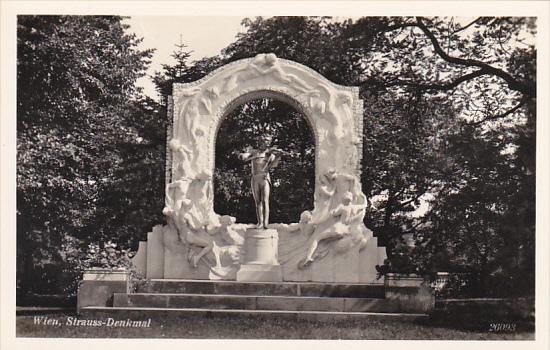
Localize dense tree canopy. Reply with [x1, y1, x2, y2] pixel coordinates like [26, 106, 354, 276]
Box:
[17, 16, 163, 296]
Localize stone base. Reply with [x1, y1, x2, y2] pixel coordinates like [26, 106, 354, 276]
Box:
[384, 274, 435, 313]
[82, 278, 435, 317]
[133, 223, 387, 283]
[77, 269, 130, 313]
[236, 264, 283, 282]
[141, 279, 386, 298]
[242, 228, 279, 265]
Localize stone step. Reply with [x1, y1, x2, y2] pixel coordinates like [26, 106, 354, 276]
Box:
[140, 279, 386, 298]
[81, 306, 428, 322]
[113, 292, 399, 313]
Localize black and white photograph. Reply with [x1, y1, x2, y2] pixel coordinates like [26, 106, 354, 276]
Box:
[1, 1, 549, 348]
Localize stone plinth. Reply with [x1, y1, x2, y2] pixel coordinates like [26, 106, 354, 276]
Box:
[131, 241, 147, 276]
[242, 228, 279, 265]
[384, 274, 435, 313]
[146, 225, 164, 278]
[77, 268, 130, 313]
[237, 228, 282, 282]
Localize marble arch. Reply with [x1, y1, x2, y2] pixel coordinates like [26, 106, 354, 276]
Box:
[167, 53, 365, 216]
[133, 53, 387, 283]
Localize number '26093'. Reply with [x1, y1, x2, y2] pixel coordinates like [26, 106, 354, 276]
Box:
[489, 323, 517, 332]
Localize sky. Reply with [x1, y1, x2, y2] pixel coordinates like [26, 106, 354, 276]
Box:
[124, 16, 359, 100]
[124, 16, 247, 100]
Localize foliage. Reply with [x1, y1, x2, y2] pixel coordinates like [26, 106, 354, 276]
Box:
[152, 43, 224, 103]
[64, 239, 132, 270]
[87, 97, 167, 247]
[60, 236, 137, 296]
[16, 15, 159, 297]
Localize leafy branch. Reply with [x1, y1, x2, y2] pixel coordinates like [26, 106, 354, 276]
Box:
[378, 17, 536, 98]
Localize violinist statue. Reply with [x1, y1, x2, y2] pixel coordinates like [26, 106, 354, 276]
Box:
[238, 139, 288, 229]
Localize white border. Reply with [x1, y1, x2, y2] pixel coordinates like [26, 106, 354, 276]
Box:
[1, 2, 549, 350]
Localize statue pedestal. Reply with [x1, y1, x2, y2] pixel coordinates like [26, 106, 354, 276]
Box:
[237, 228, 282, 282]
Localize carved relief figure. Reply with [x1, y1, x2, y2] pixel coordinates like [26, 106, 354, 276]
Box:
[163, 162, 221, 269]
[308, 91, 326, 114]
[332, 171, 358, 207]
[200, 86, 219, 115]
[176, 86, 218, 137]
[184, 173, 218, 229]
[298, 169, 369, 268]
[313, 169, 357, 223]
[217, 215, 244, 246]
[221, 55, 267, 93]
[186, 98, 206, 138]
[350, 184, 368, 215]
[171, 140, 192, 172]
[178, 212, 220, 268]
[237, 139, 286, 229]
[344, 178, 370, 248]
[315, 84, 354, 141]
[307, 91, 333, 142]
[287, 210, 316, 236]
[300, 191, 367, 268]
[312, 169, 337, 223]
[222, 54, 314, 95]
[248, 53, 313, 94]
[174, 87, 201, 141]
[162, 177, 191, 218]
[163, 141, 193, 217]
[173, 85, 221, 179]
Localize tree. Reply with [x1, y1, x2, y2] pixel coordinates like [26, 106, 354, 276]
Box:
[152, 42, 192, 102]
[221, 16, 367, 85]
[152, 42, 224, 104]
[87, 97, 168, 248]
[17, 15, 154, 296]
[413, 122, 529, 295]
[390, 19, 538, 295]
[356, 17, 535, 123]
[361, 91, 459, 255]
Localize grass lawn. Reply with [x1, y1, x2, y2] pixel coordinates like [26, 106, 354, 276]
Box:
[16, 311, 534, 340]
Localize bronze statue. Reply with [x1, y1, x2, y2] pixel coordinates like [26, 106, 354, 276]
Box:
[238, 139, 286, 229]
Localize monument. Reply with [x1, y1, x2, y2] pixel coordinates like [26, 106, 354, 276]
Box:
[131, 53, 387, 283]
[78, 54, 434, 318]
